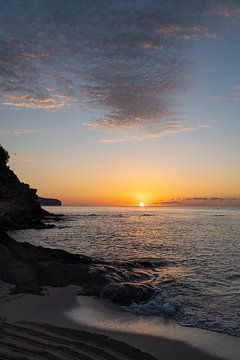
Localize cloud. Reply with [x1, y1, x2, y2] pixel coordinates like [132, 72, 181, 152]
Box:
[100, 122, 210, 143]
[205, 1, 240, 20]
[1, 94, 69, 110]
[155, 24, 216, 40]
[0, 128, 38, 136]
[210, 85, 240, 103]
[0, 0, 238, 131]
[159, 197, 240, 206]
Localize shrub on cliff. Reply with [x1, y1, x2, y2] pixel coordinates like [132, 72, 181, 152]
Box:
[0, 144, 9, 168]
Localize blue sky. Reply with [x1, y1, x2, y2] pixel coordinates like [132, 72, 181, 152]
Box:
[0, 0, 240, 205]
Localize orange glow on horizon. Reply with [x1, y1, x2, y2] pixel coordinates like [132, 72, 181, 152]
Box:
[11, 156, 240, 208]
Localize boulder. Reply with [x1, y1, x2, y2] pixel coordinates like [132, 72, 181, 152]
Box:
[100, 282, 155, 305]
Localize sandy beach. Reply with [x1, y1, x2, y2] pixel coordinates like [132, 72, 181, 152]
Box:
[1, 0, 240, 358]
[1, 285, 239, 360]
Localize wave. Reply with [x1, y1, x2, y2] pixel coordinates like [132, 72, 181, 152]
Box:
[124, 294, 181, 316]
[123, 291, 240, 337]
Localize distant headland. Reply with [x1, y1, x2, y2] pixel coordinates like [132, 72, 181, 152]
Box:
[37, 197, 62, 206]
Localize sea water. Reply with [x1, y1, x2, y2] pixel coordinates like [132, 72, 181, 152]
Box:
[11, 206, 240, 337]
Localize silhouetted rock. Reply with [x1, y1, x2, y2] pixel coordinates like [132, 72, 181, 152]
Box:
[0, 145, 156, 306]
[0, 144, 50, 229]
[0, 231, 93, 293]
[0, 231, 156, 305]
[38, 197, 62, 206]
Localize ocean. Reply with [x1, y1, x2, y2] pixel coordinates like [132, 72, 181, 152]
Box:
[11, 206, 240, 337]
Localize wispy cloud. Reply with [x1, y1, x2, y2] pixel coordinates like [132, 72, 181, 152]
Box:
[155, 24, 216, 40]
[1, 94, 69, 110]
[0, 128, 38, 136]
[158, 197, 240, 206]
[100, 123, 210, 143]
[205, 1, 240, 20]
[210, 85, 240, 103]
[0, 0, 238, 131]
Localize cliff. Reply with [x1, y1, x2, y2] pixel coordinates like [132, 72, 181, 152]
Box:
[38, 197, 62, 206]
[0, 145, 49, 229]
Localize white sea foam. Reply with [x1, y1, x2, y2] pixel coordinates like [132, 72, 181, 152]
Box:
[124, 294, 181, 316]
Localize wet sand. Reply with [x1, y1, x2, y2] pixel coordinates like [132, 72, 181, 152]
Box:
[0, 285, 239, 360]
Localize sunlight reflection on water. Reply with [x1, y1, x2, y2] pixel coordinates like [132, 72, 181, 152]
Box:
[11, 206, 240, 336]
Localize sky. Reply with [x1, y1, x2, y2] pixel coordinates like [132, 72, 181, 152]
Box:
[0, 0, 240, 206]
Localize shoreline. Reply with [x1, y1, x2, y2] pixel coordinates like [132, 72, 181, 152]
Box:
[1, 285, 239, 360]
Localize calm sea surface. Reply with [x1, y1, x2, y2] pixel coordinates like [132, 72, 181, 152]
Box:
[11, 206, 240, 336]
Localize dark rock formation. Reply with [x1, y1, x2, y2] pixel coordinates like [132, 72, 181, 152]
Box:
[100, 282, 154, 305]
[0, 145, 156, 307]
[0, 231, 156, 305]
[37, 197, 62, 206]
[0, 145, 49, 229]
[0, 231, 92, 293]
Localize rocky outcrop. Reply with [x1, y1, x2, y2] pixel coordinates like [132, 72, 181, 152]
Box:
[100, 282, 154, 305]
[0, 145, 49, 229]
[38, 197, 62, 206]
[0, 231, 155, 304]
[0, 231, 93, 293]
[0, 145, 156, 306]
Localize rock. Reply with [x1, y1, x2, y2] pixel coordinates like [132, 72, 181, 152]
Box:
[37, 197, 62, 206]
[0, 231, 155, 303]
[0, 231, 93, 294]
[100, 282, 155, 305]
[0, 145, 157, 305]
[0, 144, 50, 229]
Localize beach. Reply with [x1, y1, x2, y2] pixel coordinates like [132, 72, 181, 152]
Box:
[1, 285, 239, 360]
[1, 1, 240, 358]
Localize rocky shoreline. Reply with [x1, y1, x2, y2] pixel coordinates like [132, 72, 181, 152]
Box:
[0, 145, 155, 306]
[0, 231, 155, 305]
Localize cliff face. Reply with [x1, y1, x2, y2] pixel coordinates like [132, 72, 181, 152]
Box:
[0, 145, 48, 229]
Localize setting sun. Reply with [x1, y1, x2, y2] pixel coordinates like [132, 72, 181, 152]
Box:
[139, 202, 145, 207]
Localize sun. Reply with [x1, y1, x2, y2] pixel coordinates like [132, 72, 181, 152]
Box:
[139, 202, 145, 207]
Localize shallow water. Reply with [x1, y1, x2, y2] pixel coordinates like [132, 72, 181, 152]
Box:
[11, 206, 240, 337]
